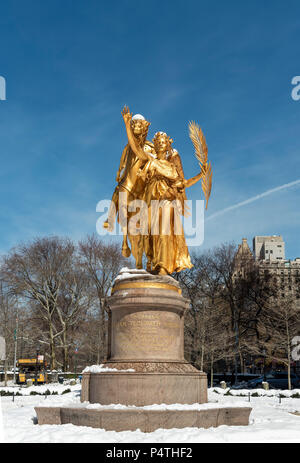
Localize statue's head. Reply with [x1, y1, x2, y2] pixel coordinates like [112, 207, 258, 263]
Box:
[131, 114, 150, 137]
[153, 132, 173, 159]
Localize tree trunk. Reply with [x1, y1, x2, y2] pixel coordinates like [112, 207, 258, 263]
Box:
[287, 342, 291, 390]
[286, 319, 291, 390]
[49, 324, 56, 370]
[98, 298, 106, 362]
[239, 349, 244, 374]
[4, 356, 7, 387]
[233, 317, 239, 384]
[200, 339, 205, 371]
[210, 353, 214, 388]
[63, 330, 69, 372]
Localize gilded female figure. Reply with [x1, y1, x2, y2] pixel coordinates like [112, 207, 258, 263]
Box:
[122, 106, 205, 275]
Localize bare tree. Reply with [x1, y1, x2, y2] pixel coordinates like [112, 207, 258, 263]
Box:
[254, 294, 300, 389]
[178, 252, 234, 380]
[78, 235, 126, 362]
[180, 244, 276, 381]
[2, 237, 75, 369]
[0, 280, 18, 384]
[54, 255, 93, 371]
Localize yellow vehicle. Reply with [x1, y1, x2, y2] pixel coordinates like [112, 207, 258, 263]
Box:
[16, 357, 47, 385]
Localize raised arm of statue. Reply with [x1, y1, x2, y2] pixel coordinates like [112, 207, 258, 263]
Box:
[121, 106, 150, 162]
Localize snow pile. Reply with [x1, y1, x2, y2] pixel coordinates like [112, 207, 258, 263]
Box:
[114, 267, 148, 282]
[0, 380, 15, 387]
[213, 387, 300, 398]
[82, 364, 135, 373]
[1, 387, 300, 442]
[0, 383, 79, 396]
[81, 401, 248, 411]
[46, 398, 246, 411]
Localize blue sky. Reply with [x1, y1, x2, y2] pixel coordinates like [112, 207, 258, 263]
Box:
[0, 0, 299, 258]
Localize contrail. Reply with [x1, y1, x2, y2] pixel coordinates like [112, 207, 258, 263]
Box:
[206, 179, 300, 221]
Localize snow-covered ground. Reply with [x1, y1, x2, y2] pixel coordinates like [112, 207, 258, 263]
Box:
[1, 385, 300, 443]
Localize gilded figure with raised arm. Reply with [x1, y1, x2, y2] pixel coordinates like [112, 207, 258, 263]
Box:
[121, 106, 212, 275]
[103, 113, 155, 267]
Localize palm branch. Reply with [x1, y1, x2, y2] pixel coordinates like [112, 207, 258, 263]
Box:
[188, 121, 213, 209]
[188, 121, 208, 167]
[202, 161, 213, 209]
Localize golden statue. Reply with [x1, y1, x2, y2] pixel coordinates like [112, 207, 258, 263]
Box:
[103, 113, 155, 268]
[105, 106, 212, 275]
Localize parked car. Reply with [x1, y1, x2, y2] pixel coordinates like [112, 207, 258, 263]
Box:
[247, 372, 300, 389]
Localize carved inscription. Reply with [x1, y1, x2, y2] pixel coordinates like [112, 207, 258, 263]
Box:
[115, 312, 180, 356]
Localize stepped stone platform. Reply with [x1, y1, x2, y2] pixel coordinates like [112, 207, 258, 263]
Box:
[35, 268, 251, 431]
[35, 405, 252, 432]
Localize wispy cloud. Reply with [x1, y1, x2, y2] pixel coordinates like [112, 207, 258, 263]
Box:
[206, 179, 300, 221]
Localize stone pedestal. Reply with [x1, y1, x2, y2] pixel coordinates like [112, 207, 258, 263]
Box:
[81, 269, 207, 405]
[35, 269, 252, 431]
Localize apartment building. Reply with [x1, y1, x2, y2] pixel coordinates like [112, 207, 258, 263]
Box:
[235, 236, 300, 299]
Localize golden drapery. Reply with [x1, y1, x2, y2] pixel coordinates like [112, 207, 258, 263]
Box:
[138, 158, 193, 274]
